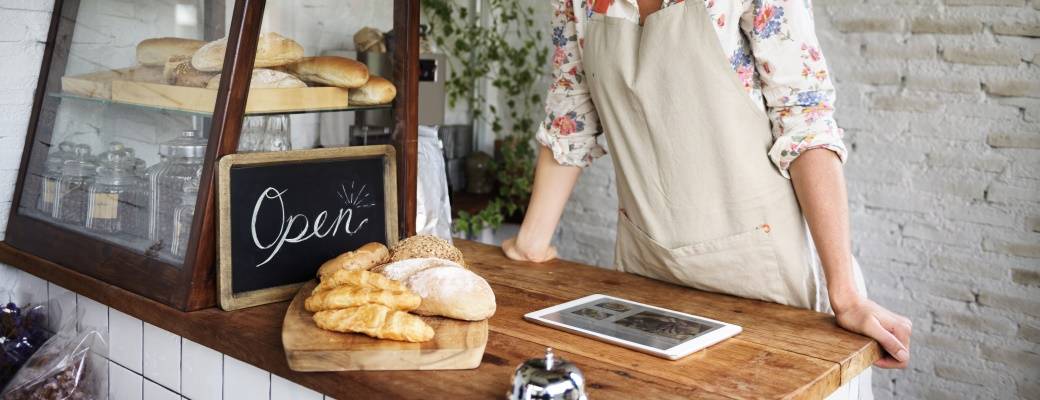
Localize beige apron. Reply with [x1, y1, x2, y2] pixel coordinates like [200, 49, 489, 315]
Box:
[583, 3, 873, 398]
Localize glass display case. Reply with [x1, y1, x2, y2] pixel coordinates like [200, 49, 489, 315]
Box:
[4, 0, 419, 310]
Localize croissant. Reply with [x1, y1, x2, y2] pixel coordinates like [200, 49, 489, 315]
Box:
[305, 285, 421, 313]
[313, 269, 408, 295]
[313, 304, 435, 342]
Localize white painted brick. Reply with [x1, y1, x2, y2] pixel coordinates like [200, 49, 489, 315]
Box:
[935, 364, 1010, 386]
[980, 343, 1040, 371]
[933, 309, 1017, 336]
[941, 46, 1023, 66]
[986, 182, 1040, 204]
[978, 288, 1040, 317]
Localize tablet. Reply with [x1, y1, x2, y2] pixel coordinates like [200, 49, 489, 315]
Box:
[524, 294, 742, 360]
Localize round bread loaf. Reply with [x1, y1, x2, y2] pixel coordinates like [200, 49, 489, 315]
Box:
[137, 37, 205, 66]
[348, 76, 397, 105]
[376, 258, 496, 321]
[317, 242, 390, 278]
[390, 235, 465, 266]
[192, 32, 304, 72]
[205, 68, 306, 89]
[283, 56, 369, 89]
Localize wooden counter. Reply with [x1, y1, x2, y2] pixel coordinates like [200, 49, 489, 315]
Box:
[0, 240, 879, 399]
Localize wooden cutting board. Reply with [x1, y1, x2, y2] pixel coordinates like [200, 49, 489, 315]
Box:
[282, 280, 488, 371]
[112, 81, 352, 114]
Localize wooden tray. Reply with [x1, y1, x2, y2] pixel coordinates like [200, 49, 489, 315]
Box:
[282, 280, 488, 371]
[60, 67, 164, 99]
[112, 81, 351, 114]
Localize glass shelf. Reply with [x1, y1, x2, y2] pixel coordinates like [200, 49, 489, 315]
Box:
[49, 91, 392, 117]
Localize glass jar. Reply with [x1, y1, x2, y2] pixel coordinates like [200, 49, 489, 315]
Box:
[52, 144, 97, 225]
[170, 168, 200, 259]
[85, 151, 140, 235]
[237, 116, 267, 152]
[146, 129, 207, 252]
[265, 114, 291, 151]
[35, 141, 76, 216]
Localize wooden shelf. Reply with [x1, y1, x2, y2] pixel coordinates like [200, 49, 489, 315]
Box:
[0, 239, 879, 399]
[50, 91, 393, 117]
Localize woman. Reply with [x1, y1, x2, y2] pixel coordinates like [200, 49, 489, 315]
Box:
[503, 0, 911, 397]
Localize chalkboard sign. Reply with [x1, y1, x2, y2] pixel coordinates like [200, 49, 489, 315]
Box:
[217, 145, 398, 311]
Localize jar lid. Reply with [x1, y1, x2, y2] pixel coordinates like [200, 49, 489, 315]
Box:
[61, 144, 97, 177]
[95, 151, 137, 185]
[159, 130, 207, 158]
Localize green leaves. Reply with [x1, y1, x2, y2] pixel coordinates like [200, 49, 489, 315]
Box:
[422, 0, 544, 236]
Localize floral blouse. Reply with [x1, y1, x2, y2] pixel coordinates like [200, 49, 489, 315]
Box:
[538, 0, 848, 178]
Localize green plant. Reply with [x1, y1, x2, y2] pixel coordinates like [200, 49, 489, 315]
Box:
[422, 0, 547, 237]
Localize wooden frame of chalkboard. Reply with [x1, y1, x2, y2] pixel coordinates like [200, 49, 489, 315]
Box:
[217, 145, 399, 311]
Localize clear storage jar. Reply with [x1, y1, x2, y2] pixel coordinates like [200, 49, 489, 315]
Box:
[145, 130, 206, 253]
[52, 144, 97, 226]
[35, 141, 76, 216]
[170, 169, 200, 258]
[86, 151, 141, 235]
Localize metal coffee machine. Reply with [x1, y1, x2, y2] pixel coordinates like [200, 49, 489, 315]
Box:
[509, 348, 588, 400]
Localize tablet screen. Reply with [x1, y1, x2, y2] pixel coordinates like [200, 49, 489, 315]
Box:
[540, 297, 723, 350]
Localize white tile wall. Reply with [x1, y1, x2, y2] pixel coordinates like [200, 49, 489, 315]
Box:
[0, 265, 342, 400]
[110, 307, 144, 373]
[143, 380, 180, 400]
[143, 323, 181, 393]
[47, 282, 76, 332]
[181, 338, 222, 400]
[224, 355, 272, 400]
[110, 360, 144, 400]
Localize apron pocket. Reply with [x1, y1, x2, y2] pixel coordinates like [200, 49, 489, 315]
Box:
[615, 211, 790, 305]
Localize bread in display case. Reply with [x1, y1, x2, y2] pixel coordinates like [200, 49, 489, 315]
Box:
[5, 0, 420, 310]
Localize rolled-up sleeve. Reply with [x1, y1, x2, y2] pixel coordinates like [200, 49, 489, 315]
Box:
[535, 0, 606, 168]
[742, 0, 848, 178]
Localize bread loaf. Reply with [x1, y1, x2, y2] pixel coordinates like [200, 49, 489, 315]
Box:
[163, 56, 217, 87]
[192, 32, 304, 72]
[304, 285, 421, 313]
[204, 68, 306, 89]
[390, 235, 465, 266]
[314, 305, 434, 342]
[348, 76, 397, 105]
[283, 56, 369, 89]
[317, 242, 391, 278]
[377, 258, 496, 321]
[137, 37, 205, 66]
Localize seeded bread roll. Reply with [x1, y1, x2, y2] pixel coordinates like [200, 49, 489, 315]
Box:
[192, 32, 304, 72]
[389, 235, 465, 266]
[283, 56, 369, 89]
[163, 55, 217, 87]
[317, 242, 391, 278]
[204, 68, 306, 89]
[348, 76, 397, 105]
[137, 37, 205, 66]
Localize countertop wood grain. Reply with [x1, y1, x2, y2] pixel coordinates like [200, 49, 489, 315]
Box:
[0, 240, 879, 399]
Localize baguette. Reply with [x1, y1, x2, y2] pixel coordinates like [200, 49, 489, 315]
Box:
[204, 68, 306, 89]
[283, 56, 369, 89]
[313, 304, 434, 342]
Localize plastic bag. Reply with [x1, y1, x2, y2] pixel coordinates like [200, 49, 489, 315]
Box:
[1, 298, 106, 399]
[0, 302, 50, 389]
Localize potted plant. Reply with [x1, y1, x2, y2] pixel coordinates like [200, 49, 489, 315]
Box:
[421, 0, 548, 239]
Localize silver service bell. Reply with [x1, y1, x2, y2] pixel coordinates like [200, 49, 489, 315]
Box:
[508, 348, 588, 400]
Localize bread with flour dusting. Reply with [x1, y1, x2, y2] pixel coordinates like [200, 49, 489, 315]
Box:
[373, 258, 495, 321]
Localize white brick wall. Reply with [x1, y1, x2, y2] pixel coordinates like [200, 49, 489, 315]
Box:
[547, 1, 1040, 399]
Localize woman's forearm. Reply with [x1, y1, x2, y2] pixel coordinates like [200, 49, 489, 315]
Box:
[788, 148, 862, 313]
[514, 145, 582, 257]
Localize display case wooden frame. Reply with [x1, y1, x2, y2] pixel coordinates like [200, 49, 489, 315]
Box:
[3, 0, 419, 311]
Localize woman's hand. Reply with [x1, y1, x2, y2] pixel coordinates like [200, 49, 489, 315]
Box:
[502, 237, 558, 262]
[834, 297, 912, 369]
